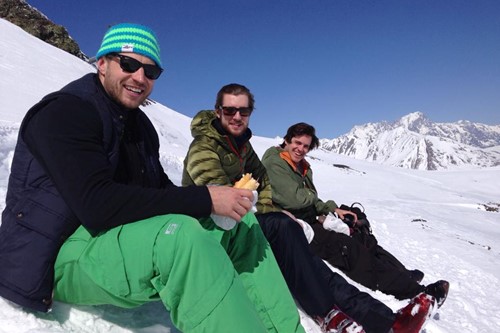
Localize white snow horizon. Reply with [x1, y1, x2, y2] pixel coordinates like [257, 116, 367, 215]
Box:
[0, 18, 499, 333]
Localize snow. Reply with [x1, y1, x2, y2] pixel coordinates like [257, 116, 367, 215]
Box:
[1, 18, 500, 333]
[319, 112, 500, 171]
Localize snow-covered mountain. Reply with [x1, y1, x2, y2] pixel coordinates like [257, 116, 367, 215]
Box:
[1, 17, 500, 333]
[320, 112, 500, 170]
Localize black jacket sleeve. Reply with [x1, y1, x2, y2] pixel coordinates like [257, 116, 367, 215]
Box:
[23, 95, 212, 233]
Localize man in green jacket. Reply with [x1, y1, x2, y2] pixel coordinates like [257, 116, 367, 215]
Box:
[183, 83, 437, 333]
[261, 122, 449, 307]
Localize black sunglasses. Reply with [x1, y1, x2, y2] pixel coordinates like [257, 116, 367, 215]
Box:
[219, 106, 253, 117]
[109, 53, 163, 80]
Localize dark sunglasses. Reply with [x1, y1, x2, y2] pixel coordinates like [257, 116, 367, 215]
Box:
[219, 106, 253, 117]
[109, 53, 163, 80]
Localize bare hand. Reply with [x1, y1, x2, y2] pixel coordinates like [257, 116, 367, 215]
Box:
[207, 186, 254, 221]
[334, 208, 358, 224]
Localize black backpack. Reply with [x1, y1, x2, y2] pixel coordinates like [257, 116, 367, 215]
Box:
[339, 202, 377, 249]
[339, 202, 370, 231]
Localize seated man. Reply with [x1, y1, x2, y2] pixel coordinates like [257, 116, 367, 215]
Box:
[0, 24, 304, 333]
[183, 83, 439, 333]
[261, 122, 449, 307]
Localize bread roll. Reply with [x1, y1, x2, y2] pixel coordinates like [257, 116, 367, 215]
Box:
[234, 173, 259, 190]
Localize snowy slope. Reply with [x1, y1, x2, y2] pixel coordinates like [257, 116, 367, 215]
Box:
[1, 18, 500, 333]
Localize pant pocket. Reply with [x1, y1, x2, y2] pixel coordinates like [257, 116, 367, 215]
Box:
[90, 226, 130, 297]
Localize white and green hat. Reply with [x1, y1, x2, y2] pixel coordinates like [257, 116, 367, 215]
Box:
[96, 23, 162, 68]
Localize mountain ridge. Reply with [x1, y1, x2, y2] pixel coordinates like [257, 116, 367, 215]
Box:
[320, 112, 500, 170]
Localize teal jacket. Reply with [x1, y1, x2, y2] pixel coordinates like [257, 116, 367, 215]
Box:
[261, 146, 337, 224]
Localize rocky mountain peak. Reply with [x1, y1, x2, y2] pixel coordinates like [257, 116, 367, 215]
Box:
[396, 111, 430, 132]
[320, 112, 500, 170]
[0, 0, 85, 60]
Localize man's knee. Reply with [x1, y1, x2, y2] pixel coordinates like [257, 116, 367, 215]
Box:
[256, 212, 307, 250]
[151, 215, 236, 301]
[153, 214, 218, 252]
[153, 214, 234, 273]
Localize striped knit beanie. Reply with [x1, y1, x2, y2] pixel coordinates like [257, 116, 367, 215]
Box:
[96, 23, 162, 68]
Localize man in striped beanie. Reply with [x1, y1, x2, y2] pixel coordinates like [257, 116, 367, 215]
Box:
[0, 23, 305, 333]
[94, 23, 163, 109]
[96, 22, 162, 68]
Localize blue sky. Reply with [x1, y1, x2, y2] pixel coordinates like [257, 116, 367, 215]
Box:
[27, 0, 500, 138]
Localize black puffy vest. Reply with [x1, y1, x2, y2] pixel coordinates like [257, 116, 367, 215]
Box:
[0, 73, 160, 312]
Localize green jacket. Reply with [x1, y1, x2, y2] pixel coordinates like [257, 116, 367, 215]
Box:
[182, 110, 278, 214]
[261, 146, 337, 224]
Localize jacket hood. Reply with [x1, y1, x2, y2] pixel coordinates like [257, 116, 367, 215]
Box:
[190, 110, 218, 139]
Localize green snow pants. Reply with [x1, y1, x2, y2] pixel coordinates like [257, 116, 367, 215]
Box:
[53, 213, 304, 333]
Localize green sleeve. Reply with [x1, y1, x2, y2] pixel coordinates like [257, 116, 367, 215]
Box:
[184, 138, 232, 186]
[245, 147, 280, 214]
[263, 154, 319, 211]
[315, 199, 338, 216]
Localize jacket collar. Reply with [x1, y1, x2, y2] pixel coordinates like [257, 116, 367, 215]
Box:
[212, 117, 251, 150]
[279, 150, 310, 176]
[190, 110, 253, 150]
